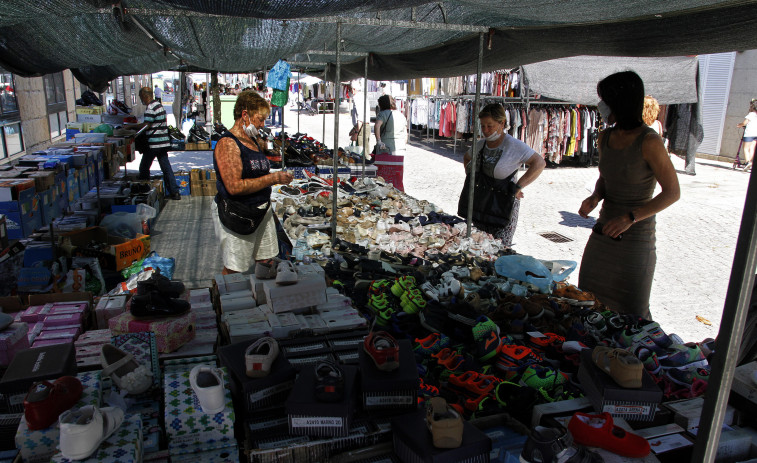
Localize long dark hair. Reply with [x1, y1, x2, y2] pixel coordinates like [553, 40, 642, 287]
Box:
[378, 95, 396, 111]
[597, 71, 645, 130]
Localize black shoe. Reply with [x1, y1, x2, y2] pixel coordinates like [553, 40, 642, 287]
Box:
[130, 291, 190, 318]
[137, 270, 185, 298]
[169, 192, 181, 200]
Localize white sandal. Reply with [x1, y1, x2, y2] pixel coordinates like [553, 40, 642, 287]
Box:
[100, 344, 153, 395]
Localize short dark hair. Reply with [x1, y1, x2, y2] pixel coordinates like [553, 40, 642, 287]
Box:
[597, 71, 645, 130]
[378, 95, 396, 111]
[750, 99, 757, 113]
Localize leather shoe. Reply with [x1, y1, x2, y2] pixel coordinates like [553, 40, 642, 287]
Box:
[137, 270, 185, 298]
[24, 376, 83, 430]
[131, 290, 190, 318]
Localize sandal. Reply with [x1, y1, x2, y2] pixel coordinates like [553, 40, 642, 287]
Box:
[314, 360, 344, 403]
[363, 331, 400, 372]
[591, 346, 643, 388]
[100, 344, 153, 395]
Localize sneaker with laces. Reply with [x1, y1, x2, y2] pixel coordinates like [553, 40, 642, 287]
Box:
[666, 364, 711, 387]
[414, 333, 451, 358]
[635, 347, 662, 375]
[495, 344, 543, 379]
[472, 316, 501, 362]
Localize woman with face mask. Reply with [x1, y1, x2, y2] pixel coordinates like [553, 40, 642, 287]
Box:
[213, 91, 294, 275]
[461, 103, 546, 247]
[578, 71, 680, 319]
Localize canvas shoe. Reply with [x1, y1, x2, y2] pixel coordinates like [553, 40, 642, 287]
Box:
[189, 365, 226, 414]
[568, 412, 651, 458]
[638, 321, 673, 348]
[245, 337, 280, 378]
[59, 405, 125, 461]
[275, 261, 299, 285]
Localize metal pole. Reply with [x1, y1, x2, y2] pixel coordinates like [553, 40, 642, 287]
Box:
[692, 167, 757, 462]
[362, 56, 368, 181]
[297, 69, 301, 134]
[322, 89, 327, 147]
[426, 95, 430, 141]
[331, 22, 341, 244]
[466, 32, 485, 237]
[453, 96, 458, 155]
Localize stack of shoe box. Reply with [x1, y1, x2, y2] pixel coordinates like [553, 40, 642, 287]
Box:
[14, 370, 102, 463]
[163, 356, 238, 461]
[160, 289, 218, 360]
[74, 329, 111, 370]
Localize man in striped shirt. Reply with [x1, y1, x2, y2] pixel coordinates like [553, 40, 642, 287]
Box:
[136, 87, 180, 200]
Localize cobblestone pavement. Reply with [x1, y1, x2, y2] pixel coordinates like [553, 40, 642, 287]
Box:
[142, 105, 751, 343]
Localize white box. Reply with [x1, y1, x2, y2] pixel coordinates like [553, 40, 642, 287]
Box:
[220, 295, 256, 313]
[76, 113, 105, 124]
[228, 321, 271, 343]
[223, 273, 251, 293]
[323, 313, 367, 331]
[74, 132, 107, 144]
[665, 397, 735, 433]
[267, 312, 302, 338]
[262, 265, 327, 313]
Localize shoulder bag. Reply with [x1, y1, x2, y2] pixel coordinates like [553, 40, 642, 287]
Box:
[457, 145, 519, 228]
[215, 136, 270, 235]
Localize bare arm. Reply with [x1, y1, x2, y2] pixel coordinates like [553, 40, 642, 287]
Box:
[737, 118, 750, 128]
[374, 120, 383, 143]
[214, 137, 292, 195]
[579, 131, 606, 218]
[515, 152, 546, 190]
[601, 133, 680, 238]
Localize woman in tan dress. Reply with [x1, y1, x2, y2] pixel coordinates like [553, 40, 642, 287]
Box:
[578, 71, 680, 319]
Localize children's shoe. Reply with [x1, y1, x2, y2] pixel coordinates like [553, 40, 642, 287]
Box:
[275, 260, 299, 285]
[472, 316, 501, 362]
[314, 361, 344, 403]
[245, 337, 279, 378]
[425, 397, 463, 449]
[414, 332, 451, 358]
[568, 412, 651, 458]
[635, 347, 662, 375]
[666, 364, 711, 387]
[363, 331, 400, 372]
[520, 426, 602, 463]
[592, 347, 643, 388]
[391, 275, 416, 297]
[189, 365, 226, 414]
[24, 377, 83, 431]
[519, 365, 568, 392]
[639, 321, 673, 348]
[59, 406, 125, 461]
[659, 343, 708, 370]
[495, 345, 543, 379]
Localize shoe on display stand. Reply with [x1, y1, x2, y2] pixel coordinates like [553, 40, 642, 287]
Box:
[520, 425, 603, 463]
[363, 331, 400, 372]
[425, 397, 464, 449]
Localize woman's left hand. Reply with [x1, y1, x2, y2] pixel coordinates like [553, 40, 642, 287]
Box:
[602, 214, 634, 239]
[515, 190, 524, 199]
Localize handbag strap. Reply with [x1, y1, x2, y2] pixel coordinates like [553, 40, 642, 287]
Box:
[380, 111, 392, 137]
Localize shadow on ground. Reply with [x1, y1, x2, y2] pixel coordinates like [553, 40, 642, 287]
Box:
[558, 211, 595, 229]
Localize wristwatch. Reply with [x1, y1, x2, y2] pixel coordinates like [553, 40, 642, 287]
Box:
[628, 211, 637, 223]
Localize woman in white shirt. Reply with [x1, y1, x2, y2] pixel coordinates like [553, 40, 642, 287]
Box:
[374, 95, 408, 191]
[736, 99, 757, 171]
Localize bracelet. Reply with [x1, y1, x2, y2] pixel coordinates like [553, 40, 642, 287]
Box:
[628, 211, 637, 223]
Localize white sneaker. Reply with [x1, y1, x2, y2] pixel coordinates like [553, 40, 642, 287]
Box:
[189, 365, 226, 415]
[275, 261, 299, 286]
[245, 337, 280, 378]
[59, 405, 124, 460]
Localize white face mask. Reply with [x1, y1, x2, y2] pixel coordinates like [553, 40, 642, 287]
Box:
[243, 113, 259, 138]
[597, 100, 612, 121]
[485, 131, 501, 142]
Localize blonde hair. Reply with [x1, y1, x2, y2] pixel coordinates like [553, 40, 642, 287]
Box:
[233, 90, 270, 120]
[478, 103, 507, 123]
[642, 95, 660, 126]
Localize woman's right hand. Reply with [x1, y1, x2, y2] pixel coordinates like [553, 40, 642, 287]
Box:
[274, 171, 294, 185]
[578, 195, 600, 218]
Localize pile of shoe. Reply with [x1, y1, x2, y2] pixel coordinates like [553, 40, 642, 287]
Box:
[187, 123, 210, 143]
[168, 125, 185, 142]
[130, 269, 190, 318]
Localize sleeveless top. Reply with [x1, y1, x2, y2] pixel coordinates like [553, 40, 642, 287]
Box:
[597, 126, 657, 235]
[214, 131, 271, 208]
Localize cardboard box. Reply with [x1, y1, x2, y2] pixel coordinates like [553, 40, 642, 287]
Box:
[109, 311, 195, 353]
[577, 349, 662, 422]
[0, 190, 42, 240]
[0, 322, 29, 367]
[62, 226, 150, 271]
[25, 171, 56, 192]
[201, 181, 217, 196]
[262, 263, 327, 313]
[175, 172, 191, 196]
[286, 365, 357, 437]
[185, 142, 210, 151]
[76, 113, 105, 123]
[358, 339, 418, 410]
[0, 179, 34, 202]
[0, 343, 76, 412]
[0, 214, 7, 250]
[75, 105, 105, 115]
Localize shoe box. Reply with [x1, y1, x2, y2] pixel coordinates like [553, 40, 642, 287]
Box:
[162, 356, 236, 453]
[577, 349, 662, 422]
[94, 293, 128, 329]
[262, 263, 327, 313]
[218, 339, 297, 413]
[0, 343, 76, 413]
[286, 365, 358, 438]
[0, 322, 29, 367]
[327, 331, 367, 366]
[110, 332, 161, 395]
[50, 412, 143, 463]
[171, 444, 239, 462]
[731, 361, 757, 414]
[15, 370, 102, 463]
[663, 397, 736, 434]
[109, 310, 195, 353]
[358, 339, 418, 411]
[392, 409, 491, 463]
[279, 330, 369, 371]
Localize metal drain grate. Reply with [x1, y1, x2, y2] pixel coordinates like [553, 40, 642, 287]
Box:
[538, 231, 573, 243]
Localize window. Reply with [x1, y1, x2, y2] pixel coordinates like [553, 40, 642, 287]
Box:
[44, 72, 68, 138]
[0, 69, 23, 159]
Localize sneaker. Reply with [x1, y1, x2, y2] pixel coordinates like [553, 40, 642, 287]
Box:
[521, 426, 602, 463]
[592, 347, 643, 388]
[639, 321, 673, 348]
[275, 261, 299, 285]
[59, 405, 125, 461]
[391, 275, 416, 297]
[314, 361, 344, 403]
[363, 331, 400, 372]
[432, 348, 475, 373]
[495, 345, 543, 379]
[519, 365, 568, 392]
[659, 343, 708, 370]
[636, 347, 662, 375]
[425, 397, 463, 449]
[245, 337, 280, 378]
[414, 333, 450, 358]
[666, 364, 711, 387]
[568, 412, 651, 458]
[472, 316, 501, 362]
[189, 365, 226, 414]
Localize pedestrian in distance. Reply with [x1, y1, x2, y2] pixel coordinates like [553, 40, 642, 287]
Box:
[578, 71, 680, 319]
[735, 98, 757, 172]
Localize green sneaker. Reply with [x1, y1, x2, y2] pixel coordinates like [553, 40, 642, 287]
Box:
[472, 316, 501, 362]
[519, 365, 568, 392]
[391, 275, 416, 298]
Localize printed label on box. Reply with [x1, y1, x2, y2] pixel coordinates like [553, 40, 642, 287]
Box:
[284, 344, 326, 354]
[603, 403, 652, 416]
[365, 395, 415, 406]
[290, 416, 344, 428]
[248, 416, 289, 431]
[248, 379, 294, 404]
[258, 436, 309, 450]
